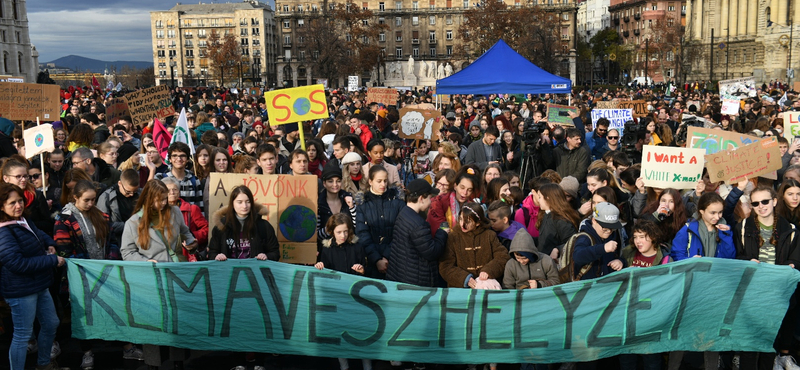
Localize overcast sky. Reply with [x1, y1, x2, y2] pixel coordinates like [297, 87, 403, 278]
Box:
[28, 0, 274, 63]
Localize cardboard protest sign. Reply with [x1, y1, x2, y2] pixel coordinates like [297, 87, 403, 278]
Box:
[594, 101, 617, 109]
[348, 76, 359, 92]
[706, 137, 782, 184]
[432, 89, 450, 104]
[686, 126, 762, 155]
[719, 76, 757, 100]
[316, 78, 328, 88]
[0, 82, 60, 120]
[398, 108, 442, 140]
[617, 100, 648, 117]
[264, 84, 328, 125]
[785, 112, 800, 140]
[367, 87, 399, 106]
[23, 124, 54, 158]
[105, 97, 131, 125]
[590, 109, 633, 134]
[208, 173, 317, 264]
[641, 146, 705, 189]
[68, 258, 800, 364]
[721, 99, 740, 115]
[546, 104, 578, 126]
[125, 85, 176, 128]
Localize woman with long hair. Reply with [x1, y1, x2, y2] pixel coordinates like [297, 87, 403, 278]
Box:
[2, 159, 55, 236]
[639, 188, 689, 243]
[499, 130, 520, 172]
[162, 177, 209, 259]
[427, 166, 483, 235]
[536, 183, 581, 260]
[484, 177, 511, 207]
[735, 185, 800, 369]
[317, 120, 338, 156]
[54, 180, 143, 367]
[364, 139, 402, 187]
[120, 179, 197, 370]
[355, 165, 405, 278]
[211, 148, 234, 174]
[777, 179, 800, 224]
[342, 152, 369, 194]
[306, 139, 328, 177]
[0, 183, 63, 370]
[194, 144, 213, 182]
[65, 124, 93, 153]
[432, 151, 461, 174]
[208, 185, 279, 261]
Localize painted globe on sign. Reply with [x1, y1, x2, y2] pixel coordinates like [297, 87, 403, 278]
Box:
[35, 133, 44, 146]
[278, 205, 316, 242]
[293, 97, 312, 116]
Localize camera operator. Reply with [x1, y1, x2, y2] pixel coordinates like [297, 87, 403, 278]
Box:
[553, 128, 591, 183]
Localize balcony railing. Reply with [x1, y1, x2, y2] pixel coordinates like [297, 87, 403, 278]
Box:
[623, 30, 630, 37]
[429, 38, 436, 44]
[623, 16, 630, 22]
[633, 29, 640, 35]
[634, 13, 640, 20]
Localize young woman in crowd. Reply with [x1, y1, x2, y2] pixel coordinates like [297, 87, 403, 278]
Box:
[356, 165, 405, 278]
[483, 163, 502, 189]
[54, 180, 143, 367]
[341, 152, 368, 194]
[120, 179, 197, 370]
[777, 179, 800, 224]
[499, 130, 520, 172]
[194, 144, 213, 187]
[2, 159, 54, 236]
[364, 139, 401, 188]
[428, 166, 483, 235]
[515, 177, 551, 244]
[65, 124, 93, 153]
[434, 169, 456, 195]
[306, 139, 328, 177]
[0, 183, 63, 370]
[735, 185, 800, 370]
[211, 148, 234, 174]
[162, 177, 209, 259]
[484, 177, 511, 207]
[536, 183, 581, 260]
[439, 201, 510, 289]
[639, 188, 689, 244]
[233, 155, 259, 174]
[318, 167, 356, 241]
[432, 151, 461, 174]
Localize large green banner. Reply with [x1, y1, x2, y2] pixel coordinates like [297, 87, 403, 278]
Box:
[67, 258, 800, 364]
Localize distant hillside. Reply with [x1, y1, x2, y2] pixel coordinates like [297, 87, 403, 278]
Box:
[45, 55, 152, 73]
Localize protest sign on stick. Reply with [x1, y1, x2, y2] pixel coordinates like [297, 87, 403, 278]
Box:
[706, 137, 782, 184]
[398, 108, 442, 140]
[367, 88, 399, 106]
[641, 146, 705, 189]
[546, 104, 578, 126]
[590, 109, 633, 134]
[125, 85, 176, 127]
[105, 97, 131, 125]
[0, 82, 60, 120]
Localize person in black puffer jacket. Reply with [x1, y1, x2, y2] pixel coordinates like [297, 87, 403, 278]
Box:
[318, 167, 356, 243]
[355, 165, 405, 279]
[387, 179, 448, 287]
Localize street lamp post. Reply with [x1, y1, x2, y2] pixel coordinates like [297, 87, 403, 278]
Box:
[170, 57, 176, 88]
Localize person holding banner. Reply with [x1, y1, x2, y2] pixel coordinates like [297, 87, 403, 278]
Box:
[0, 183, 64, 370]
[734, 185, 800, 370]
[356, 165, 405, 278]
[2, 159, 55, 237]
[208, 184, 279, 262]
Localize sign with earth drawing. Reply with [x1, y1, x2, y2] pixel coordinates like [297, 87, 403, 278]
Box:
[208, 173, 318, 264]
[398, 108, 442, 140]
[264, 84, 329, 125]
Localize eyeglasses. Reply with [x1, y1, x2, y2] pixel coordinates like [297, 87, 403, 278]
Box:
[607, 136, 619, 140]
[28, 173, 41, 180]
[751, 199, 772, 207]
[436, 181, 449, 187]
[72, 158, 87, 165]
[171, 154, 188, 160]
[6, 174, 27, 181]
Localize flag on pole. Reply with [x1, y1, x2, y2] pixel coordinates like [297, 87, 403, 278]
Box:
[106, 80, 113, 91]
[170, 108, 195, 155]
[91, 76, 100, 90]
[23, 124, 55, 159]
[152, 118, 172, 161]
[115, 82, 123, 92]
[779, 92, 788, 107]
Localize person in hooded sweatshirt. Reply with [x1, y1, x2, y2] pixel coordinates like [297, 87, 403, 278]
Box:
[572, 202, 627, 281]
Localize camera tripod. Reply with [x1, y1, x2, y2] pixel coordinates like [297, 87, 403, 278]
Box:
[518, 140, 541, 191]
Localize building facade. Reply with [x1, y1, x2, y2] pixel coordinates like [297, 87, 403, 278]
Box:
[577, 0, 611, 43]
[274, 0, 578, 88]
[0, 0, 39, 83]
[150, 0, 277, 88]
[608, 0, 686, 83]
[683, 0, 800, 83]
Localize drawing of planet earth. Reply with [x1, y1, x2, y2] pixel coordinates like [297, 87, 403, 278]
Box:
[279, 205, 315, 242]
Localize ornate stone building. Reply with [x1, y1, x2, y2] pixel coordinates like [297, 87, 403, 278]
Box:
[274, 0, 579, 88]
[150, 0, 277, 87]
[0, 0, 39, 82]
[684, 0, 800, 83]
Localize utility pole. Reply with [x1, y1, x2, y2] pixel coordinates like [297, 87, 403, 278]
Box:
[645, 39, 649, 86]
[790, 16, 795, 85]
[725, 29, 730, 80]
[710, 28, 714, 82]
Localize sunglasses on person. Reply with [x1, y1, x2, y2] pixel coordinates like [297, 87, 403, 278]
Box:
[751, 199, 772, 207]
[607, 136, 619, 140]
[29, 173, 42, 180]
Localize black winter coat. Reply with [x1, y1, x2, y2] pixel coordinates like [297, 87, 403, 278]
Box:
[27, 189, 54, 237]
[319, 237, 366, 274]
[537, 212, 577, 255]
[207, 204, 280, 261]
[355, 188, 405, 275]
[0, 219, 59, 298]
[386, 206, 448, 287]
[318, 189, 356, 239]
[734, 217, 800, 267]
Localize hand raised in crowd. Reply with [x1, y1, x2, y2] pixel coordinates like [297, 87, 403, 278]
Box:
[716, 224, 731, 232]
[255, 253, 267, 261]
[376, 258, 389, 273]
[345, 195, 354, 209]
[314, 262, 325, 270]
[635, 177, 646, 194]
[604, 240, 618, 253]
[607, 259, 623, 271]
[736, 179, 749, 190]
[215, 254, 228, 261]
[695, 179, 705, 196]
[579, 201, 592, 216]
[351, 264, 365, 274]
[789, 139, 800, 154]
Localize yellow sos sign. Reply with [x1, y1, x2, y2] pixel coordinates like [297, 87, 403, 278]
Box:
[264, 84, 329, 125]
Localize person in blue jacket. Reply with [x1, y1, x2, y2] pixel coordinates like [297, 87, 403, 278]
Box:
[668, 191, 735, 370]
[572, 202, 627, 280]
[671, 192, 736, 261]
[0, 183, 65, 370]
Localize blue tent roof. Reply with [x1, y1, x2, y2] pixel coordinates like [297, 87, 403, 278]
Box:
[435, 39, 572, 95]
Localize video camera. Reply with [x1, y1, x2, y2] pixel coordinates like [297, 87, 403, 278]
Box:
[675, 116, 704, 146]
[621, 119, 646, 163]
[522, 117, 547, 148]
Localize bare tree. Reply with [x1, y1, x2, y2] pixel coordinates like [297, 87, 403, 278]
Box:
[207, 30, 243, 87]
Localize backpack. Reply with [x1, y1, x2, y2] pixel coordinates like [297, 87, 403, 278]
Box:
[520, 204, 532, 227]
[558, 232, 594, 283]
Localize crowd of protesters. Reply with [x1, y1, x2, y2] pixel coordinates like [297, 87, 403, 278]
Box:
[2, 79, 800, 370]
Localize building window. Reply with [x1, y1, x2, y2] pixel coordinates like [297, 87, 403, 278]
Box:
[429, 30, 436, 41]
[363, 2, 369, 9]
[446, 15, 453, 24]
[413, 1, 419, 9]
[379, 17, 385, 24]
[413, 47, 419, 56]
[668, 3, 675, 11]
[167, 30, 175, 38]
[300, 50, 306, 59]
[429, 15, 435, 25]
[446, 45, 453, 55]
[463, 0, 468, 7]
[563, 13, 569, 20]
[379, 32, 386, 41]
[157, 30, 164, 38]
[362, 19, 369, 25]
[446, 30, 453, 40]
[396, 1, 402, 9]
[379, 2, 385, 10]
[283, 5, 289, 11]
[396, 31, 402, 41]
[284, 35, 291, 44]
[651, 3, 657, 10]
[412, 16, 419, 25]
[17, 53, 23, 73]
[155, 20, 163, 28]
[396, 47, 403, 58]
[283, 20, 290, 28]
[430, 47, 436, 56]
[346, 34, 352, 41]
[298, 19, 305, 27]
[396, 16, 402, 26]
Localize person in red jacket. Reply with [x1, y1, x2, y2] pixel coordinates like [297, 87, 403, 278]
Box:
[162, 177, 209, 258]
[348, 116, 373, 147]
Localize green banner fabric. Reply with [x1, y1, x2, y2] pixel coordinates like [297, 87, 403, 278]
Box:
[67, 258, 800, 364]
